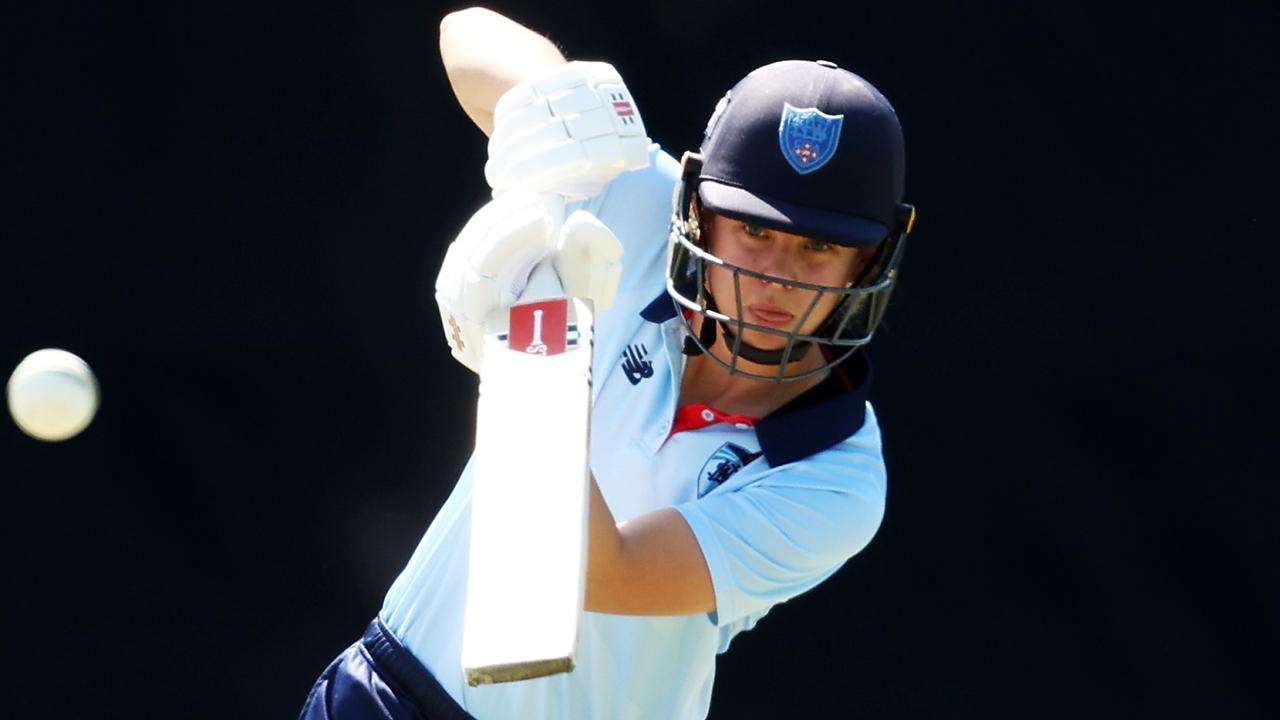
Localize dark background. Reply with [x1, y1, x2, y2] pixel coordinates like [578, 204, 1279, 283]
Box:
[3, 1, 1277, 717]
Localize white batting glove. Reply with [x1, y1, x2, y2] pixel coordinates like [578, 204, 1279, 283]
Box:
[486, 61, 650, 200]
[435, 192, 564, 374]
[434, 197, 625, 373]
[556, 210, 623, 313]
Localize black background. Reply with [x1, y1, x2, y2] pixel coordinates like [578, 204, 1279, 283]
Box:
[3, 1, 1277, 718]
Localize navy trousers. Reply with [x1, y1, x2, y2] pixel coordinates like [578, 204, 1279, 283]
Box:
[299, 618, 475, 720]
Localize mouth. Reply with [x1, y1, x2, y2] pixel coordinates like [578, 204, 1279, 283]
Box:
[746, 305, 795, 327]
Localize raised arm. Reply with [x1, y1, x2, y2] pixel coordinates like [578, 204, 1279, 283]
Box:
[438, 7, 567, 135]
[437, 9, 694, 616]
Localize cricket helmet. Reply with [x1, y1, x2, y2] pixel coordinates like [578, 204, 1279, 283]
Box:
[667, 59, 917, 382]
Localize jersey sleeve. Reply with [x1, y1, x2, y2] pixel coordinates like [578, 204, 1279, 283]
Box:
[673, 411, 887, 626]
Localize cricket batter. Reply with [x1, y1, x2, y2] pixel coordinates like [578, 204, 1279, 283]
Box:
[301, 7, 916, 718]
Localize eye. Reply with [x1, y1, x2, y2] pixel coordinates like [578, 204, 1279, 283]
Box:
[743, 223, 768, 238]
[805, 239, 834, 252]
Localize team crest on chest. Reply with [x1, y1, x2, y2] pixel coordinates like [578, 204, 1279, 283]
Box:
[698, 443, 761, 497]
[778, 103, 844, 175]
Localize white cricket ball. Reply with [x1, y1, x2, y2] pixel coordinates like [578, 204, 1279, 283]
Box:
[6, 349, 100, 442]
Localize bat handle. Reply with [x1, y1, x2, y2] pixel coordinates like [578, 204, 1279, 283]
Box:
[518, 259, 565, 304]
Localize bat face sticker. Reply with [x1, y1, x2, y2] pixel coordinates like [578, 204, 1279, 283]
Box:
[509, 299, 569, 356]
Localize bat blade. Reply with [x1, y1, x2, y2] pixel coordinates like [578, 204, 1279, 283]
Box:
[462, 261, 593, 686]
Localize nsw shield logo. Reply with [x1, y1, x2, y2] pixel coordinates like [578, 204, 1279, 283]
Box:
[778, 103, 844, 175]
[698, 442, 761, 497]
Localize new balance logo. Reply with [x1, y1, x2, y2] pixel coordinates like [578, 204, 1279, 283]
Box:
[621, 343, 654, 385]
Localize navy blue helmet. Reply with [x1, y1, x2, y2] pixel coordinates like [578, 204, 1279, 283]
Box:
[667, 60, 917, 381]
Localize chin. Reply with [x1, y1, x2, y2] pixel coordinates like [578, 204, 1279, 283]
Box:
[734, 328, 790, 352]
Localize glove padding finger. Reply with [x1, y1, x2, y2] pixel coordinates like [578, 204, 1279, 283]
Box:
[485, 61, 650, 201]
[462, 194, 563, 307]
[493, 132, 649, 201]
[555, 210, 624, 313]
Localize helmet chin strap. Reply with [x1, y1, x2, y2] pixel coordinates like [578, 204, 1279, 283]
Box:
[682, 296, 813, 365]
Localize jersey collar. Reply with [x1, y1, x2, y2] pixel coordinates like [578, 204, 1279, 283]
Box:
[640, 292, 872, 466]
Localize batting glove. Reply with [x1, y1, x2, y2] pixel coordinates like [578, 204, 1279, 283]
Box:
[435, 192, 563, 374]
[486, 61, 650, 200]
[435, 195, 624, 374]
[556, 210, 623, 314]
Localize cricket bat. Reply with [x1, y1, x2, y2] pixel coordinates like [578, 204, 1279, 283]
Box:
[461, 259, 594, 686]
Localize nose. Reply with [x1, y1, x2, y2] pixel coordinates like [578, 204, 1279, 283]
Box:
[754, 242, 800, 287]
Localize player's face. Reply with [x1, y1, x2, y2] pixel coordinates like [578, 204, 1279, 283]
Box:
[702, 211, 871, 351]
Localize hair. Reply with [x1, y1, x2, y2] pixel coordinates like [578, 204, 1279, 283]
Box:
[686, 196, 704, 244]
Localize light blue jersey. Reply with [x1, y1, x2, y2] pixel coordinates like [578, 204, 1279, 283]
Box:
[381, 146, 887, 719]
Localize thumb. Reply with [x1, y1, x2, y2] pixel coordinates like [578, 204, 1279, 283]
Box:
[555, 210, 623, 312]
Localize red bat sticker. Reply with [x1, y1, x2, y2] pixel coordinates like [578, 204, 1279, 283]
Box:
[508, 299, 568, 356]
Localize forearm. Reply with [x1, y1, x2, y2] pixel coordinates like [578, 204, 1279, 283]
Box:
[438, 7, 566, 135]
[585, 477, 625, 611]
[584, 476, 716, 616]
